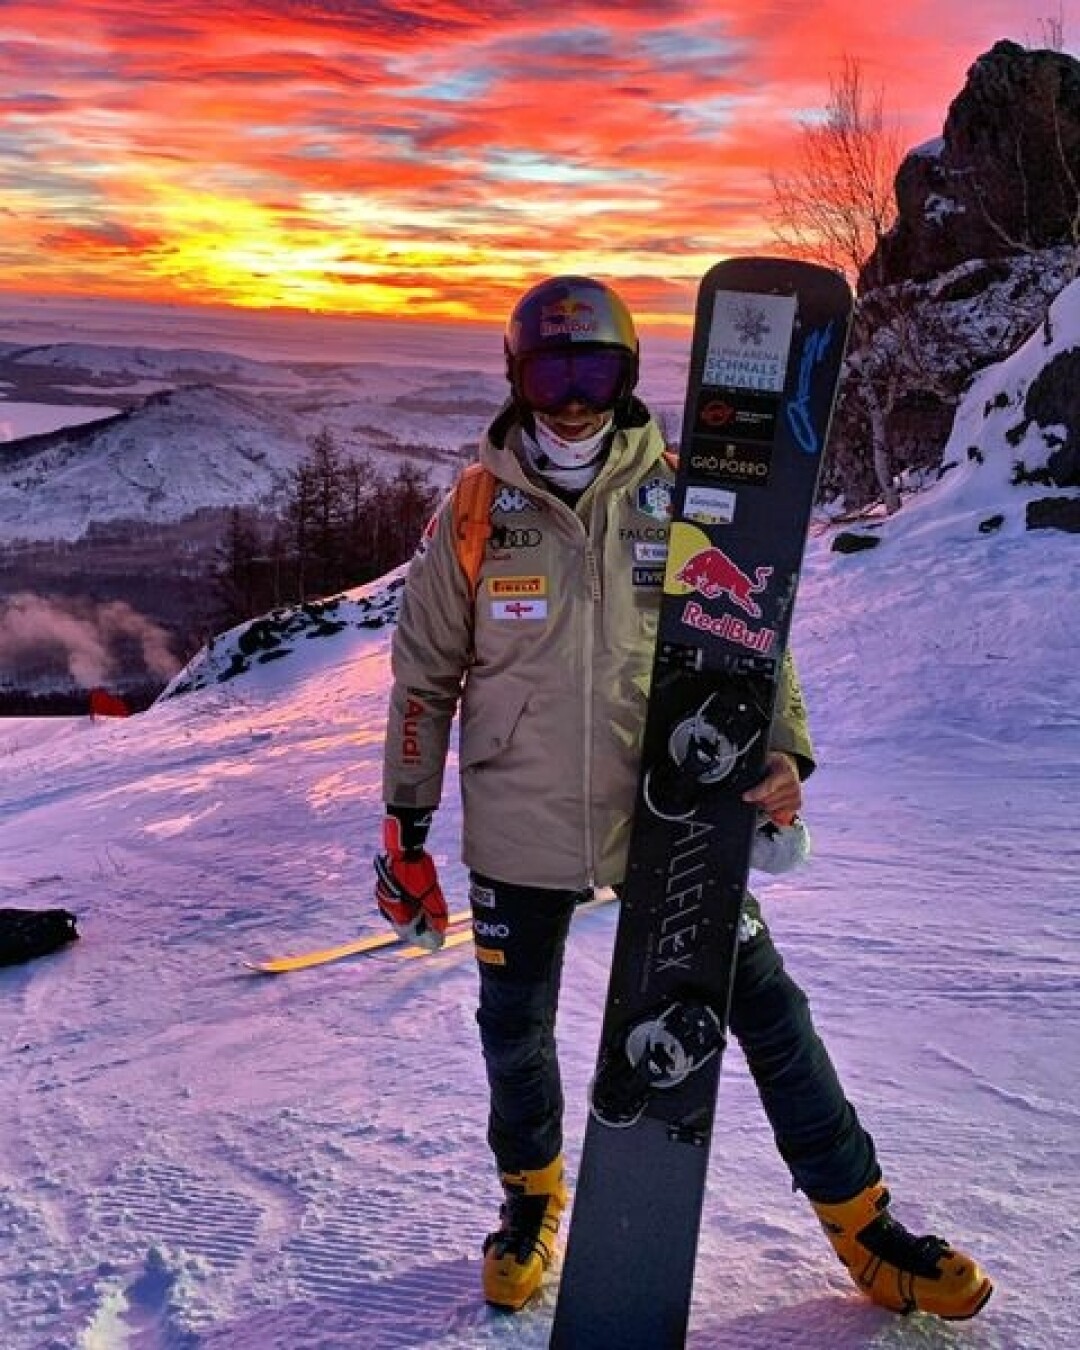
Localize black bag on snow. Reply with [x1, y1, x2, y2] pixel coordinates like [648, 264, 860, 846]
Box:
[0, 908, 79, 967]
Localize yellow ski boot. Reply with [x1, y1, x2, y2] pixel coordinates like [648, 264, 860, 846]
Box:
[812, 1182, 993, 1319]
[482, 1155, 568, 1311]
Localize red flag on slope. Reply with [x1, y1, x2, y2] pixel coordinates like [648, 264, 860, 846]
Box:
[89, 688, 131, 719]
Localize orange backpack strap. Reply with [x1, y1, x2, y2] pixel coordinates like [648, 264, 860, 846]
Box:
[451, 463, 496, 600]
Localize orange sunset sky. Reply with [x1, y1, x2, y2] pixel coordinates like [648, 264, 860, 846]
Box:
[0, 0, 1069, 330]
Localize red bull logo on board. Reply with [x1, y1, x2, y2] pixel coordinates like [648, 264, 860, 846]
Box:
[674, 546, 773, 619]
[680, 601, 776, 653]
[664, 521, 778, 653]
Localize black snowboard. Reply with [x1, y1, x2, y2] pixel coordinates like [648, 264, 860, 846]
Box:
[549, 257, 853, 1349]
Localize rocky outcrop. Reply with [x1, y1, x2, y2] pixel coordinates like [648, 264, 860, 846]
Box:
[822, 248, 1074, 507]
[1024, 347, 1080, 484]
[868, 41, 1080, 287]
[1026, 496, 1080, 531]
[825, 42, 1080, 512]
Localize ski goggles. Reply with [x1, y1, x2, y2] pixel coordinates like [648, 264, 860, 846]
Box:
[517, 349, 632, 414]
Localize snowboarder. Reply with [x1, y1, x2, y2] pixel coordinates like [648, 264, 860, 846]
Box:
[375, 275, 992, 1318]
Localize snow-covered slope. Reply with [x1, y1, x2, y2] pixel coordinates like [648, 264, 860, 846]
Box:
[886, 276, 1080, 544]
[1, 499, 1076, 1349]
[1, 308, 1077, 1347]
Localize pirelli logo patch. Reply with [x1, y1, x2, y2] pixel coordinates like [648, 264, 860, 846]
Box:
[475, 945, 507, 967]
[488, 575, 546, 598]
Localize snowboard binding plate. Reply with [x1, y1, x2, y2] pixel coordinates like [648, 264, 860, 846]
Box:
[590, 996, 726, 1129]
[642, 682, 768, 822]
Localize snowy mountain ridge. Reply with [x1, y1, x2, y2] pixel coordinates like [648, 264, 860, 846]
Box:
[1, 385, 307, 539]
[5, 340, 309, 388]
[0, 339, 512, 543]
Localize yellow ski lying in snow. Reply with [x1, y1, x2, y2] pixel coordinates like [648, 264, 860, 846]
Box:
[243, 908, 472, 974]
[244, 891, 616, 974]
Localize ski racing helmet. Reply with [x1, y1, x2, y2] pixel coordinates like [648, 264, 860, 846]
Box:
[505, 275, 640, 418]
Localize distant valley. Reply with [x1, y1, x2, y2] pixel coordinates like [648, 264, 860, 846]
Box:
[0, 336, 515, 708]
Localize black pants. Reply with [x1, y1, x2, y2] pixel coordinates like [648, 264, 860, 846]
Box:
[469, 872, 879, 1205]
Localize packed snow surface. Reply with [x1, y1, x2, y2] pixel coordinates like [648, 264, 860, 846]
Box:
[1, 295, 1078, 1348]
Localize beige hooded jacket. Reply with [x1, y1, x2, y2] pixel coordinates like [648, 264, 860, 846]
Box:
[382, 404, 814, 890]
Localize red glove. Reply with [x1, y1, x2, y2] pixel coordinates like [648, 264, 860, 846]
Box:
[374, 814, 448, 951]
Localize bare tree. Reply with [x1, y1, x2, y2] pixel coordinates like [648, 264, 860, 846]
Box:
[839, 275, 1018, 512]
[1035, 5, 1066, 51]
[770, 57, 907, 508]
[769, 55, 905, 287]
[211, 428, 442, 627]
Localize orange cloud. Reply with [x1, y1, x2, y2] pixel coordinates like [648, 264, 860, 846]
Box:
[0, 0, 1056, 328]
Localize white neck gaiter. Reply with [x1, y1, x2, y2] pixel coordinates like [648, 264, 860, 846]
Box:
[523, 416, 614, 493]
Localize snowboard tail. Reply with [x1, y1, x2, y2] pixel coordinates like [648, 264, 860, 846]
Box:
[550, 257, 853, 1348]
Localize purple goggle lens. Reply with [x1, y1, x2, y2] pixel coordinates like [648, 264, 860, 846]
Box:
[519, 349, 629, 413]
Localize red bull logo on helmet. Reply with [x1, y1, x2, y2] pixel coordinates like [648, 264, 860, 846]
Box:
[540, 298, 598, 339]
